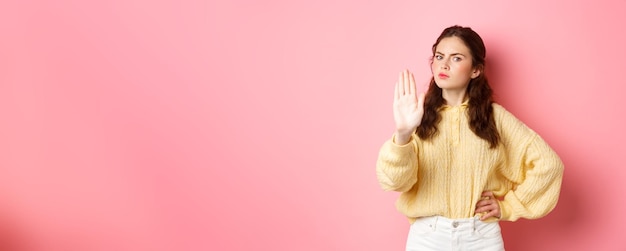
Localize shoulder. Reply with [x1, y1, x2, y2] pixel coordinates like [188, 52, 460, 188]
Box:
[491, 103, 516, 122]
[491, 102, 537, 139]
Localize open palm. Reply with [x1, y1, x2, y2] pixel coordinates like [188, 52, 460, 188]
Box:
[393, 70, 425, 143]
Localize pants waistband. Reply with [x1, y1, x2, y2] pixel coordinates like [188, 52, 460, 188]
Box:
[414, 216, 483, 231]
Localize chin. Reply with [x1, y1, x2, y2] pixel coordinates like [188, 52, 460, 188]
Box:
[435, 80, 468, 90]
[434, 81, 449, 89]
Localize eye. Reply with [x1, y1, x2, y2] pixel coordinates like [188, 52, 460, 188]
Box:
[452, 56, 462, 62]
[435, 55, 443, 60]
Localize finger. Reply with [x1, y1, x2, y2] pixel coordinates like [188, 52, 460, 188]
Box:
[476, 199, 496, 210]
[409, 72, 416, 95]
[484, 206, 500, 220]
[402, 70, 409, 94]
[478, 201, 501, 220]
[482, 191, 494, 197]
[475, 196, 497, 210]
[399, 71, 405, 95]
[480, 210, 498, 220]
[403, 70, 410, 95]
[476, 204, 495, 218]
[475, 200, 491, 208]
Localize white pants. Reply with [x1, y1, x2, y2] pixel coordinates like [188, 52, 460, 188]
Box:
[406, 216, 505, 251]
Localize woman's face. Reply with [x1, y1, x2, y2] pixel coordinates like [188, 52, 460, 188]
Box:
[431, 36, 480, 91]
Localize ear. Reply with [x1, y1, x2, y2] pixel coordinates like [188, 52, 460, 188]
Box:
[471, 65, 482, 79]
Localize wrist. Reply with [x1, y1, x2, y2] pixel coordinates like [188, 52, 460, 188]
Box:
[393, 131, 412, 145]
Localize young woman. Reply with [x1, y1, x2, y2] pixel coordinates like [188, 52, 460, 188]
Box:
[376, 25, 564, 250]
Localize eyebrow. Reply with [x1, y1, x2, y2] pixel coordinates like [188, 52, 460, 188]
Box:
[435, 51, 466, 57]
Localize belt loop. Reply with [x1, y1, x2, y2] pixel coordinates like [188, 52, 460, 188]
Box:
[433, 216, 438, 231]
[471, 216, 477, 231]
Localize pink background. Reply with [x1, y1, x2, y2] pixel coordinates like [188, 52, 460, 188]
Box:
[1, 0, 624, 250]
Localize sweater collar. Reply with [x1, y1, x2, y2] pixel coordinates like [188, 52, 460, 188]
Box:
[440, 99, 469, 110]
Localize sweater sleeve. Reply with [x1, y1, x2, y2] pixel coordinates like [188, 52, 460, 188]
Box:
[495, 105, 564, 221]
[375, 133, 419, 192]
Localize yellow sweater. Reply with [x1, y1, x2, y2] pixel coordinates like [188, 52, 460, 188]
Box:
[376, 103, 564, 223]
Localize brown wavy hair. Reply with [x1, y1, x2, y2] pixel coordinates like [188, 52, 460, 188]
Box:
[416, 25, 500, 148]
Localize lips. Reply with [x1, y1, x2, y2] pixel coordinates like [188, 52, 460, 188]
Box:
[438, 73, 449, 79]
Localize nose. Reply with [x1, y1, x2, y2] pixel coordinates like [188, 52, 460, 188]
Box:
[440, 60, 450, 70]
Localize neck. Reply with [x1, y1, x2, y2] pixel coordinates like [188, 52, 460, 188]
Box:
[442, 88, 468, 106]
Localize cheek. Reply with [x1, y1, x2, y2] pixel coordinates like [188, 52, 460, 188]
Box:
[454, 62, 473, 74]
[430, 61, 438, 72]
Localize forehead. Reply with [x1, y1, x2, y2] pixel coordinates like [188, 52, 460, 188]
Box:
[435, 36, 471, 55]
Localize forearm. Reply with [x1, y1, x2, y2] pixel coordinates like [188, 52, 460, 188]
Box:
[376, 134, 419, 192]
[499, 138, 564, 221]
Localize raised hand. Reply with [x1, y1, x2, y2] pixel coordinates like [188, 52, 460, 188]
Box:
[393, 69, 425, 145]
